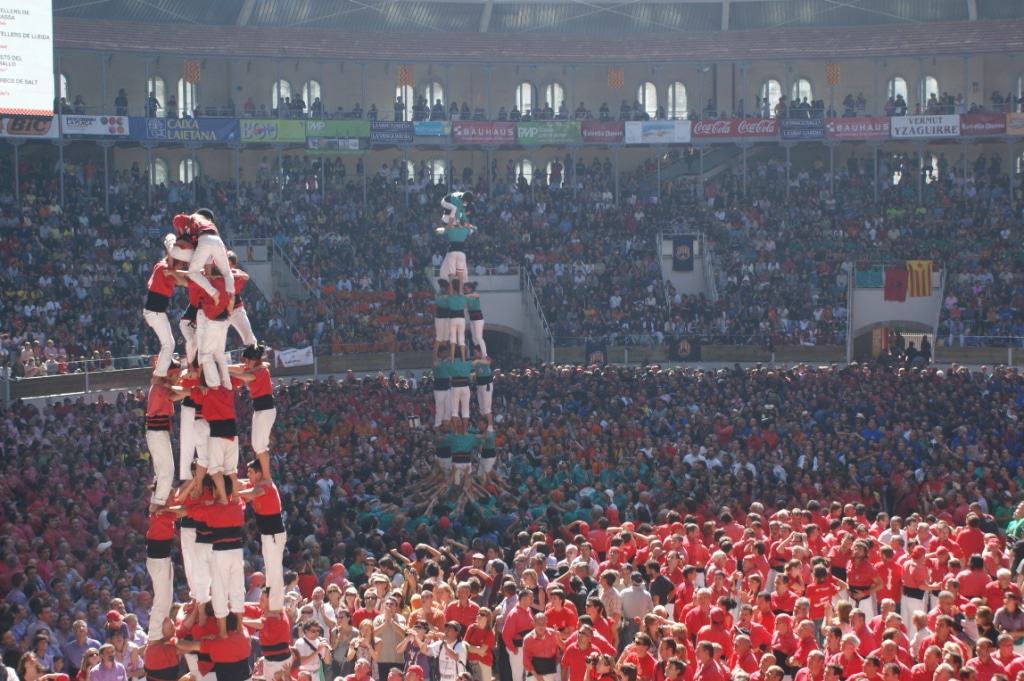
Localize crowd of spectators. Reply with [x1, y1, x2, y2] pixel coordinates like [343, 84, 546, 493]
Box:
[3, 363, 1024, 681]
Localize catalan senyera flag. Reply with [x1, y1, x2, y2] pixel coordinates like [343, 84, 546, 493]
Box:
[183, 61, 201, 85]
[906, 260, 933, 297]
[399, 65, 415, 87]
[608, 68, 624, 90]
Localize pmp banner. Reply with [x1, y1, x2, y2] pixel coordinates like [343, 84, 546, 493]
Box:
[581, 121, 624, 144]
[672, 235, 696, 272]
[60, 115, 130, 137]
[451, 120, 516, 144]
[624, 120, 691, 144]
[517, 121, 581, 145]
[668, 337, 702, 362]
[241, 119, 306, 143]
[0, 116, 57, 139]
[780, 118, 825, 141]
[274, 346, 315, 368]
[413, 121, 451, 137]
[137, 117, 239, 143]
[370, 120, 414, 144]
[890, 115, 960, 139]
[305, 119, 370, 138]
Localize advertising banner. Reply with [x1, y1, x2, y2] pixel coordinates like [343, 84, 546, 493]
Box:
[413, 121, 451, 137]
[779, 118, 825, 141]
[305, 119, 370, 138]
[0, 116, 57, 139]
[672, 235, 696, 272]
[581, 121, 624, 144]
[274, 346, 314, 368]
[240, 119, 306, 143]
[825, 116, 890, 141]
[0, 0, 53, 116]
[370, 121, 414, 144]
[959, 113, 1006, 137]
[1009, 113, 1024, 136]
[306, 137, 362, 152]
[890, 115, 960, 139]
[451, 120, 516, 144]
[668, 337, 702, 361]
[517, 121, 581, 146]
[60, 115, 130, 137]
[691, 118, 778, 139]
[135, 117, 239, 143]
[624, 120, 692, 144]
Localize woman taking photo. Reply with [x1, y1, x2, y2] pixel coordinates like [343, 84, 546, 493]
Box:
[348, 619, 382, 678]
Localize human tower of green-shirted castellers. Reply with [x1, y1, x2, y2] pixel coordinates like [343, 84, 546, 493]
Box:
[408, 191, 513, 515]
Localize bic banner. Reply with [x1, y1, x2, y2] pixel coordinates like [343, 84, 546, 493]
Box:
[669, 337, 702, 362]
[370, 121, 414, 144]
[0, 116, 58, 138]
[240, 119, 306, 143]
[517, 121, 581, 146]
[907, 260, 932, 297]
[672, 235, 696, 272]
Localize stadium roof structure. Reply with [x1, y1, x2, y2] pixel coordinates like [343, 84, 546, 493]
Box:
[53, 0, 1024, 61]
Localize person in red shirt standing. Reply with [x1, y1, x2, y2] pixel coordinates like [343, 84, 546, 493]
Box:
[794, 650, 827, 681]
[178, 209, 236, 324]
[145, 498, 178, 643]
[176, 613, 251, 681]
[957, 555, 990, 600]
[231, 345, 276, 480]
[143, 617, 179, 681]
[192, 371, 239, 505]
[145, 364, 187, 510]
[874, 548, 903, 610]
[241, 459, 287, 614]
[225, 251, 257, 348]
[847, 541, 882, 620]
[243, 588, 292, 681]
[523, 613, 560, 681]
[143, 242, 186, 380]
[965, 638, 1006, 681]
[464, 608, 496, 681]
[620, 633, 658, 681]
[805, 565, 847, 630]
[192, 478, 246, 638]
[444, 582, 481, 632]
[696, 608, 733, 661]
[501, 590, 534, 681]
[693, 642, 726, 681]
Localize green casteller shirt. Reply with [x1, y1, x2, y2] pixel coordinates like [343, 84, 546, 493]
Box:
[447, 294, 466, 317]
[474, 363, 492, 381]
[446, 192, 469, 222]
[450, 359, 472, 385]
[435, 293, 450, 318]
[445, 226, 472, 244]
[466, 296, 481, 313]
[449, 433, 479, 455]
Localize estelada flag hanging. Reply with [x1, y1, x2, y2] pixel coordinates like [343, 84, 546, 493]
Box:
[184, 61, 201, 85]
[608, 68, 624, 90]
[906, 260, 933, 297]
[883, 267, 907, 302]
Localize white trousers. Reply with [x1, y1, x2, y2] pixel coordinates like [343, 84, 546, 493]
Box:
[179, 316, 198, 366]
[435, 318, 450, 343]
[478, 456, 496, 477]
[180, 404, 196, 479]
[441, 198, 457, 225]
[901, 593, 926, 631]
[476, 383, 493, 416]
[208, 436, 239, 476]
[211, 548, 245, 617]
[197, 312, 230, 388]
[252, 408, 276, 453]
[262, 532, 287, 611]
[440, 251, 467, 281]
[453, 463, 471, 486]
[433, 390, 451, 427]
[449, 316, 466, 347]
[146, 556, 173, 640]
[146, 430, 174, 505]
[187, 233, 235, 299]
[451, 386, 470, 419]
[194, 418, 210, 472]
[470, 319, 486, 357]
[190, 540, 213, 603]
[508, 648, 525, 681]
[143, 310, 175, 377]
[180, 527, 197, 595]
[230, 305, 257, 347]
[263, 659, 291, 681]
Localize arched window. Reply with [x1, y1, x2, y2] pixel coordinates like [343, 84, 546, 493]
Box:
[515, 159, 533, 183]
[544, 82, 565, 114]
[428, 159, 446, 184]
[152, 157, 168, 186]
[422, 81, 444, 108]
[792, 78, 813, 104]
[302, 80, 321, 109]
[637, 81, 657, 119]
[546, 160, 567, 187]
[396, 85, 413, 121]
[888, 76, 908, 101]
[514, 82, 534, 114]
[177, 78, 196, 118]
[667, 81, 687, 120]
[761, 79, 782, 116]
[271, 79, 292, 111]
[147, 76, 166, 118]
[920, 75, 939, 107]
[59, 73, 69, 100]
[179, 158, 200, 183]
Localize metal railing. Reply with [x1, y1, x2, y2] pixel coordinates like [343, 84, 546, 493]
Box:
[520, 269, 554, 363]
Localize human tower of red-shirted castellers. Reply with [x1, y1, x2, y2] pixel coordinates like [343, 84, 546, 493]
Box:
[407, 191, 515, 516]
[139, 208, 288, 681]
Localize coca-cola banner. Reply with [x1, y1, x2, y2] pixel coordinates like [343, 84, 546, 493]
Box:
[959, 113, 1005, 137]
[692, 118, 778, 139]
[581, 121, 624, 144]
[451, 120, 516, 144]
[890, 115, 960, 139]
[825, 116, 890, 141]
